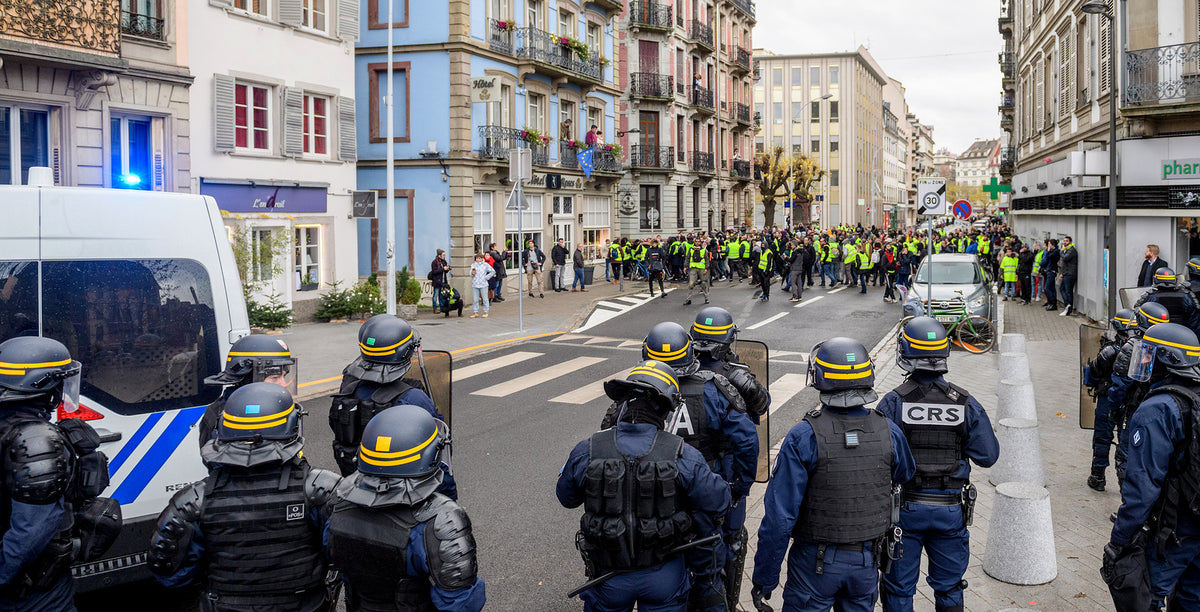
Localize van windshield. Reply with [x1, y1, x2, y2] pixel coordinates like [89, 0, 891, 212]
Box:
[0, 259, 222, 415]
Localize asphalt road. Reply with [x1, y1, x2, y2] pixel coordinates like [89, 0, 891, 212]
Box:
[78, 274, 903, 612]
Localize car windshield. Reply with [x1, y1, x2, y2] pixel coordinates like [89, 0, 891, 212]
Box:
[914, 261, 982, 285]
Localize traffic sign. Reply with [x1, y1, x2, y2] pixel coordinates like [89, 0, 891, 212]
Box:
[953, 199, 972, 219]
[916, 177, 947, 215]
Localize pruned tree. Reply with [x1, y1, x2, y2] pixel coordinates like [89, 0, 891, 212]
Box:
[755, 146, 826, 227]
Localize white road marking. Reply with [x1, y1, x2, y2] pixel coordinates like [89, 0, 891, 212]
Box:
[794, 295, 825, 309]
[455, 351, 544, 381]
[746, 312, 789, 330]
[829, 286, 848, 294]
[768, 373, 810, 416]
[550, 367, 634, 404]
[573, 289, 675, 333]
[583, 336, 622, 345]
[472, 356, 608, 397]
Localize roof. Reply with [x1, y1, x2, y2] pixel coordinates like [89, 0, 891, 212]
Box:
[753, 45, 889, 86]
[960, 139, 999, 159]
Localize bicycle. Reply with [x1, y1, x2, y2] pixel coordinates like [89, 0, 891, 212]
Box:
[899, 290, 996, 354]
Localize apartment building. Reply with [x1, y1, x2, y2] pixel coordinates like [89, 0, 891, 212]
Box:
[0, 0, 191, 190]
[882, 102, 907, 229]
[933, 149, 958, 182]
[907, 116, 935, 226]
[957, 139, 1001, 188]
[884, 77, 915, 227]
[753, 46, 887, 229]
[1002, 0, 1200, 318]
[617, 0, 757, 236]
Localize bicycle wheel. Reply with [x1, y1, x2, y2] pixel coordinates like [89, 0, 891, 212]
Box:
[955, 315, 996, 354]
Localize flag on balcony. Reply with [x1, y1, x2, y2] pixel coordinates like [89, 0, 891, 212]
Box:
[577, 147, 594, 179]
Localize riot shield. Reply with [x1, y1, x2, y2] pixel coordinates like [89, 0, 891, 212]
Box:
[1079, 323, 1106, 430]
[1120, 286, 1152, 309]
[735, 340, 771, 483]
[411, 350, 453, 432]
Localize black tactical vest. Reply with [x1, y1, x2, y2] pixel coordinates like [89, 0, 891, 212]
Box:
[1151, 291, 1191, 326]
[0, 414, 74, 593]
[1142, 384, 1200, 553]
[579, 429, 692, 575]
[793, 409, 894, 544]
[200, 459, 325, 606]
[329, 378, 416, 446]
[669, 373, 726, 463]
[327, 500, 438, 612]
[895, 380, 970, 490]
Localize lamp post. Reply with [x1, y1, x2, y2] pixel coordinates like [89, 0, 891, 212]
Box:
[1082, 0, 1118, 318]
[789, 93, 832, 227]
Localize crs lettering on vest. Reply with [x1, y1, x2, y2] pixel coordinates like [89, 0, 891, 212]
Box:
[287, 502, 306, 521]
[667, 403, 696, 436]
[902, 402, 964, 427]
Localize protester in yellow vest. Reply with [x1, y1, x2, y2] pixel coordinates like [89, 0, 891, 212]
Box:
[1000, 248, 1019, 301]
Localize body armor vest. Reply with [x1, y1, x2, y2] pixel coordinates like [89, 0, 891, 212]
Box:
[1150, 290, 1191, 326]
[328, 500, 443, 612]
[895, 380, 970, 490]
[793, 409, 894, 544]
[670, 373, 726, 463]
[579, 428, 691, 575]
[329, 378, 416, 446]
[1141, 384, 1200, 553]
[200, 459, 325, 606]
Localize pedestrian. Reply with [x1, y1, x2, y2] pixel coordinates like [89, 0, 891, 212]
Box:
[487, 242, 509, 302]
[1031, 242, 1045, 300]
[788, 241, 806, 302]
[470, 252, 495, 318]
[843, 239, 859, 286]
[1138, 243, 1169, 287]
[429, 249, 451, 311]
[1000, 248, 1018, 301]
[327, 405, 486, 612]
[882, 246, 898, 303]
[524, 239, 546, 298]
[751, 337, 915, 611]
[879, 318, 999, 612]
[645, 238, 668, 297]
[1017, 244, 1034, 304]
[603, 238, 613, 281]
[1042, 239, 1060, 311]
[198, 334, 296, 448]
[551, 237, 569, 292]
[1059, 235, 1078, 316]
[148, 383, 342, 612]
[569, 242, 588, 292]
[683, 237, 711, 305]
[857, 244, 875, 294]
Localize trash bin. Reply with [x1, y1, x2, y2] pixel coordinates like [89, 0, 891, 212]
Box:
[583, 267, 595, 285]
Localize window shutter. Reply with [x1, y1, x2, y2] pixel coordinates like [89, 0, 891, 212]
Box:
[282, 87, 304, 157]
[208, 0, 232, 7]
[1099, 16, 1111, 94]
[1034, 62, 1043, 131]
[152, 116, 166, 190]
[278, 0, 302, 27]
[338, 0, 359, 42]
[213, 74, 236, 152]
[1058, 29, 1070, 119]
[338, 96, 357, 162]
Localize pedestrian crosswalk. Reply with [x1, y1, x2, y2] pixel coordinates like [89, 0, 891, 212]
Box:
[471, 356, 607, 397]
[573, 289, 677, 333]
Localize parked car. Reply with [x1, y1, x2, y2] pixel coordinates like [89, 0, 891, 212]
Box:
[903, 253, 994, 323]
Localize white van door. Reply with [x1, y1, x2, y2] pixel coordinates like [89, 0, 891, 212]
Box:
[0, 188, 40, 338]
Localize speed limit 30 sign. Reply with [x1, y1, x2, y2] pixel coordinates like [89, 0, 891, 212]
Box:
[917, 177, 947, 216]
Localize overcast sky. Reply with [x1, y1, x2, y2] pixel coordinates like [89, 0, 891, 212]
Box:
[753, 0, 1003, 156]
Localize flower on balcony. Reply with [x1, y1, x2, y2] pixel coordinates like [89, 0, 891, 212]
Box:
[496, 20, 517, 32]
[556, 36, 591, 61]
[604, 143, 623, 158]
[520, 127, 553, 146]
[598, 57, 611, 67]
[565, 140, 578, 148]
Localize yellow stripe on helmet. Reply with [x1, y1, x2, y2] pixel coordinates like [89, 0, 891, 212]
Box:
[222, 403, 296, 424]
[630, 366, 679, 391]
[0, 358, 71, 369]
[1144, 334, 1200, 354]
[823, 369, 873, 380]
[0, 368, 25, 375]
[1138, 308, 1168, 325]
[227, 351, 291, 361]
[221, 417, 289, 430]
[814, 357, 872, 370]
[645, 341, 690, 361]
[691, 322, 734, 335]
[359, 332, 414, 355]
[358, 427, 439, 466]
[902, 333, 949, 348]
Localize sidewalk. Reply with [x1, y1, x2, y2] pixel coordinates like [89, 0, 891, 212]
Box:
[738, 302, 1114, 611]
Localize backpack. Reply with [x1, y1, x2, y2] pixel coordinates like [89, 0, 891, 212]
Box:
[829, 244, 840, 259]
[56, 418, 122, 562]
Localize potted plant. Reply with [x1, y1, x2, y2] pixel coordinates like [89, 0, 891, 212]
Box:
[519, 127, 552, 147]
[605, 143, 623, 158]
[396, 267, 422, 319]
[299, 272, 319, 291]
[496, 20, 516, 32]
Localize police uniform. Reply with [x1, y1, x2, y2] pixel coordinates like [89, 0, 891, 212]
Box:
[878, 318, 999, 612]
[752, 338, 915, 612]
[558, 361, 731, 612]
[148, 383, 341, 612]
[1132, 268, 1200, 336]
[198, 334, 295, 449]
[327, 405, 485, 612]
[1108, 303, 1173, 486]
[1084, 310, 1140, 491]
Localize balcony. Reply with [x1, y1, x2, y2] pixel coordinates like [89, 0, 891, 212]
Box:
[689, 19, 714, 52]
[733, 47, 751, 73]
[999, 94, 1014, 116]
[560, 142, 579, 170]
[630, 145, 675, 171]
[999, 146, 1016, 177]
[120, 10, 165, 41]
[0, 0, 121, 57]
[732, 159, 752, 180]
[590, 0, 624, 12]
[736, 102, 751, 125]
[478, 126, 548, 167]
[629, 73, 674, 100]
[513, 26, 603, 85]
[730, 0, 757, 20]
[488, 18, 515, 55]
[692, 85, 715, 113]
[629, 1, 672, 31]
[998, 13, 1013, 37]
[593, 148, 623, 174]
[689, 150, 715, 174]
[1125, 42, 1200, 106]
[1000, 115, 1014, 132]
[999, 51, 1014, 83]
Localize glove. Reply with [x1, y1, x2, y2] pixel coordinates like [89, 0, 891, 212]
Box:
[750, 584, 773, 612]
[1101, 541, 1124, 584]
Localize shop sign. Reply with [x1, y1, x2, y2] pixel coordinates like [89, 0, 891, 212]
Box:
[528, 172, 583, 190]
[471, 76, 499, 103]
[201, 181, 328, 213]
[1163, 158, 1200, 180]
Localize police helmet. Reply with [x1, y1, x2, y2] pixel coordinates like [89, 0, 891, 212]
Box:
[807, 337, 878, 408]
[897, 316, 950, 374]
[642, 322, 698, 376]
[358, 315, 420, 365]
[205, 334, 294, 387]
[603, 360, 681, 414]
[215, 382, 301, 443]
[357, 404, 447, 478]
[1111, 309, 1138, 335]
[690, 307, 738, 356]
[1135, 302, 1170, 330]
[0, 336, 82, 412]
[1189, 257, 1200, 280]
[1129, 323, 1200, 382]
[1153, 267, 1179, 288]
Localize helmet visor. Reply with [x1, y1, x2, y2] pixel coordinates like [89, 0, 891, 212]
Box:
[253, 359, 297, 396]
[1127, 339, 1157, 382]
[60, 368, 81, 414]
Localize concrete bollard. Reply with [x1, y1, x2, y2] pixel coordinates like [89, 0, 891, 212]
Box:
[983, 482, 1057, 585]
[1000, 333, 1026, 355]
[996, 378, 1038, 422]
[990, 418, 1044, 486]
[999, 351, 1031, 382]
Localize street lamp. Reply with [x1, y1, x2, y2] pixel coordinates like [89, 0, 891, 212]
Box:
[789, 93, 833, 227]
[1082, 0, 1118, 318]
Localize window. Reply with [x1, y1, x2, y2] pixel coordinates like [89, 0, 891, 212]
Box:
[692, 186, 700, 226]
[773, 102, 782, 124]
[830, 101, 838, 123]
[791, 102, 803, 123]
[0, 106, 50, 185]
[369, 0, 409, 28]
[810, 67, 820, 87]
[527, 0, 541, 28]
[474, 191, 493, 255]
[489, 83, 513, 128]
[506, 193, 542, 241]
[676, 186, 685, 228]
[830, 134, 839, 153]
[302, 94, 329, 156]
[772, 68, 782, 85]
[791, 67, 802, 86]
[110, 115, 152, 190]
[829, 66, 838, 85]
[552, 195, 573, 214]
[811, 137, 820, 153]
[234, 0, 266, 16]
[235, 82, 271, 151]
[558, 9, 573, 36]
[527, 93, 545, 132]
[811, 101, 819, 122]
[250, 228, 277, 282]
[588, 106, 602, 135]
[640, 185, 661, 230]
[830, 170, 839, 186]
[369, 63, 410, 142]
[586, 22, 601, 57]
[294, 226, 320, 286]
[302, 0, 327, 31]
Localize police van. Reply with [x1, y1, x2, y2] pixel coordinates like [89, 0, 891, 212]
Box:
[0, 172, 248, 591]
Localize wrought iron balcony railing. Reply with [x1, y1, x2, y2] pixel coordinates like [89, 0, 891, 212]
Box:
[690, 150, 715, 174]
[593, 148, 623, 173]
[120, 10, 165, 40]
[629, 73, 674, 99]
[734, 47, 751, 71]
[560, 142, 579, 169]
[515, 26, 603, 83]
[690, 19, 713, 50]
[999, 146, 1016, 175]
[692, 85, 714, 110]
[1, 0, 121, 55]
[488, 18, 515, 55]
[730, 0, 756, 20]
[732, 159, 752, 179]
[736, 102, 751, 124]
[1126, 42, 1200, 105]
[630, 145, 675, 170]
[629, 1, 672, 29]
[478, 126, 548, 166]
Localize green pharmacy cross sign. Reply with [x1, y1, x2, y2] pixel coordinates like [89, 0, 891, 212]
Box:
[983, 176, 1013, 200]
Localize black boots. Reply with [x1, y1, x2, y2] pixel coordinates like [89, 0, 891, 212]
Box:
[1087, 467, 1106, 492]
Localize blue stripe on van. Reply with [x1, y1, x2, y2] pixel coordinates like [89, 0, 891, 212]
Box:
[107, 412, 165, 476]
[112, 406, 206, 505]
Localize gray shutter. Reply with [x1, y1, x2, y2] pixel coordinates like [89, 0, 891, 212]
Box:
[338, 96, 357, 162]
[338, 0, 359, 42]
[208, 0, 232, 7]
[213, 74, 236, 152]
[282, 87, 304, 157]
[278, 0, 303, 27]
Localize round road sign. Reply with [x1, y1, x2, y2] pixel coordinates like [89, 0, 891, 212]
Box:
[953, 200, 972, 219]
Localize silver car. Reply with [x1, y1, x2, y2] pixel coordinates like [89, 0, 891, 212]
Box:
[903, 253, 995, 324]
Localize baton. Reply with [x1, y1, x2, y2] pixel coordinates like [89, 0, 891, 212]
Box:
[566, 534, 721, 599]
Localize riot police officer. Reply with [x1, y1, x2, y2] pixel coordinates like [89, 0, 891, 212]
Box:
[328, 405, 485, 611]
[1105, 322, 1200, 610]
[558, 361, 731, 612]
[1188, 257, 1200, 295]
[0, 337, 83, 610]
[198, 333, 296, 448]
[148, 383, 342, 612]
[878, 317, 999, 612]
[1083, 309, 1141, 491]
[1108, 302, 1172, 487]
[751, 337, 915, 612]
[1132, 267, 1200, 334]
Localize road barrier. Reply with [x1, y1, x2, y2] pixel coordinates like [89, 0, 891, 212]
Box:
[990, 418, 1044, 486]
[996, 378, 1037, 422]
[983, 482, 1058, 585]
